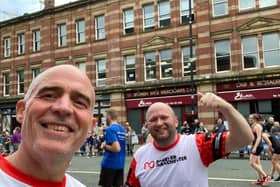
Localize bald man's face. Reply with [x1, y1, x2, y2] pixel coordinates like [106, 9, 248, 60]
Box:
[146, 103, 178, 146]
[16, 66, 95, 158]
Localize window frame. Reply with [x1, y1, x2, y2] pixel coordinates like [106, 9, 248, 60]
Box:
[76, 62, 86, 73]
[144, 51, 157, 81]
[241, 35, 259, 70]
[158, 0, 171, 28]
[3, 72, 10, 96]
[143, 4, 155, 31]
[159, 49, 172, 79]
[96, 59, 106, 87]
[17, 33, 25, 55]
[95, 15, 105, 40]
[32, 68, 40, 79]
[123, 9, 134, 34]
[76, 19, 85, 44]
[180, 0, 194, 24]
[262, 32, 280, 68]
[32, 30, 40, 52]
[58, 23, 67, 47]
[215, 40, 231, 72]
[212, 0, 228, 17]
[124, 55, 136, 83]
[17, 70, 24, 95]
[4, 37, 11, 57]
[182, 46, 196, 77]
[238, 0, 255, 11]
[259, 0, 277, 8]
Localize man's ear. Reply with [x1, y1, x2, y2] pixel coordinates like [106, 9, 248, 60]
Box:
[16, 100, 26, 124]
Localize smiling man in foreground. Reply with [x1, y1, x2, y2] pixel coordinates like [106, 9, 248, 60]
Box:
[0, 65, 95, 187]
[125, 92, 253, 187]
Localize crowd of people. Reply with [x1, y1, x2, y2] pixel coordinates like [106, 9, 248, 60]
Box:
[0, 64, 279, 187]
[0, 127, 21, 154]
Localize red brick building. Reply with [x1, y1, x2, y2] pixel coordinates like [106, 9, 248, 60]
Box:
[1, 0, 280, 134]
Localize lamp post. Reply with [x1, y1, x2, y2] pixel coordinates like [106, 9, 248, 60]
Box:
[188, 0, 195, 121]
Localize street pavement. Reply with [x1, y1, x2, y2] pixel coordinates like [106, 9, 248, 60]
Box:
[67, 153, 280, 187]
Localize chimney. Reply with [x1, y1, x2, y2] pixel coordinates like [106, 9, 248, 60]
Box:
[44, 0, 55, 9]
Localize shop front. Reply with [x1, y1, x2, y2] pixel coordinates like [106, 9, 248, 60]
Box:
[125, 86, 197, 135]
[217, 79, 280, 121]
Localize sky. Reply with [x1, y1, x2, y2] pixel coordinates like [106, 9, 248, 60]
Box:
[0, 0, 79, 21]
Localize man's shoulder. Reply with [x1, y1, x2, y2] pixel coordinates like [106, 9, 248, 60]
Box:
[65, 174, 86, 187]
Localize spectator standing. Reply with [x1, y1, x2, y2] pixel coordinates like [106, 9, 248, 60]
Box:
[125, 122, 138, 156]
[194, 121, 208, 134]
[125, 92, 253, 187]
[99, 108, 126, 187]
[180, 121, 191, 135]
[141, 125, 149, 143]
[263, 116, 274, 133]
[2, 130, 10, 154]
[10, 127, 21, 153]
[212, 118, 227, 134]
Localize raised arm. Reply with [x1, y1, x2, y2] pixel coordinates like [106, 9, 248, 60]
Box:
[198, 92, 253, 153]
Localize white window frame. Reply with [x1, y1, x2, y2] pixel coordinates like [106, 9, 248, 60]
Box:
[259, 0, 277, 8]
[262, 32, 280, 67]
[241, 35, 259, 69]
[238, 0, 255, 11]
[58, 23, 67, 47]
[158, 0, 171, 28]
[123, 9, 134, 34]
[124, 55, 136, 83]
[4, 37, 11, 57]
[95, 15, 105, 40]
[180, 0, 194, 24]
[76, 62, 86, 74]
[32, 68, 40, 79]
[182, 46, 196, 77]
[18, 33, 25, 55]
[215, 40, 231, 72]
[76, 19, 85, 44]
[143, 4, 155, 30]
[3, 71, 10, 96]
[17, 70, 24, 95]
[96, 59, 106, 87]
[32, 30, 40, 52]
[144, 52, 157, 81]
[160, 49, 172, 79]
[212, 0, 228, 17]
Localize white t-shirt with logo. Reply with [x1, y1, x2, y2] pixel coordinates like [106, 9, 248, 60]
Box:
[0, 155, 85, 187]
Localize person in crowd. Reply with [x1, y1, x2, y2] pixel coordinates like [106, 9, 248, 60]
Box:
[141, 124, 149, 144]
[10, 127, 21, 153]
[212, 117, 227, 134]
[2, 130, 10, 154]
[263, 126, 280, 181]
[194, 121, 208, 134]
[248, 114, 270, 185]
[0, 65, 95, 186]
[99, 108, 126, 187]
[125, 92, 253, 187]
[190, 118, 200, 134]
[86, 130, 95, 157]
[125, 122, 138, 156]
[180, 120, 191, 135]
[263, 116, 274, 133]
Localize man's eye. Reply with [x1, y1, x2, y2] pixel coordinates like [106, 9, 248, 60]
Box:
[41, 93, 57, 99]
[74, 100, 89, 109]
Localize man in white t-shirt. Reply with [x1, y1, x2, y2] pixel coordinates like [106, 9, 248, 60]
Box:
[0, 65, 96, 187]
[125, 92, 253, 187]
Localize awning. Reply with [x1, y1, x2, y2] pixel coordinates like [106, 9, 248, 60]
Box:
[217, 87, 280, 102]
[126, 94, 197, 109]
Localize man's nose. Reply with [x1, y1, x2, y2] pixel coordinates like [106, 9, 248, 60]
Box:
[51, 95, 73, 116]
